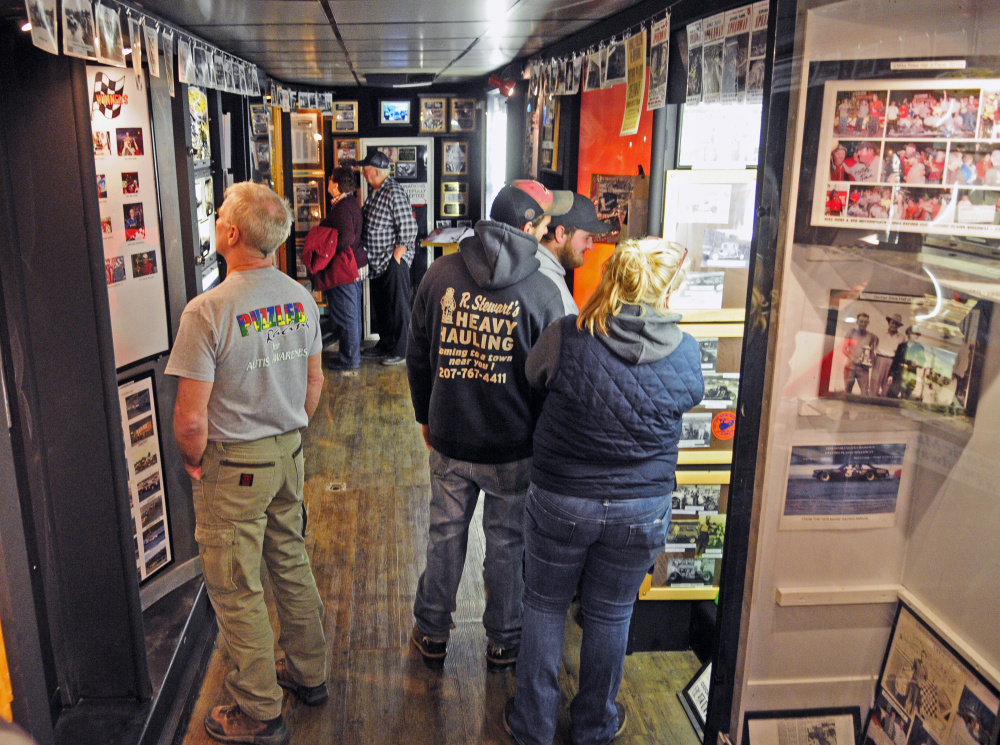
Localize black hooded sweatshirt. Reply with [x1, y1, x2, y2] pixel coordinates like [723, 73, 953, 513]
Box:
[406, 220, 565, 463]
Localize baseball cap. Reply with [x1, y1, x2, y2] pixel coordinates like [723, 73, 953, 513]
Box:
[490, 179, 574, 228]
[549, 193, 612, 233]
[360, 151, 391, 169]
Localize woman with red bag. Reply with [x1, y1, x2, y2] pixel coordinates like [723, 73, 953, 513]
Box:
[303, 166, 367, 372]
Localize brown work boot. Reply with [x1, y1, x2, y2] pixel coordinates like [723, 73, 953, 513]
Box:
[276, 657, 329, 706]
[204, 704, 289, 745]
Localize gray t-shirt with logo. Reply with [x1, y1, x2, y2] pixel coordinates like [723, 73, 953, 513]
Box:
[165, 267, 322, 442]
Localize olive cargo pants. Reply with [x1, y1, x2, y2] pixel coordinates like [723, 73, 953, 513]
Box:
[191, 431, 326, 721]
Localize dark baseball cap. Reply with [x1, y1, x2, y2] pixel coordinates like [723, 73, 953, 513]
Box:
[360, 151, 391, 169]
[549, 193, 612, 233]
[490, 179, 574, 228]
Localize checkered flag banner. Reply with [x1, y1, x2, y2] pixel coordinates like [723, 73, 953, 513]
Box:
[92, 71, 126, 119]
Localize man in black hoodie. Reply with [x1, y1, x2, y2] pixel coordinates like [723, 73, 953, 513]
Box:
[406, 180, 572, 670]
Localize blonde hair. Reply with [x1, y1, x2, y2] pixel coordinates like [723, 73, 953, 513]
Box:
[577, 237, 688, 336]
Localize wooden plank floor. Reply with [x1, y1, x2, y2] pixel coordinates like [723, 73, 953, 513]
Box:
[180, 357, 704, 745]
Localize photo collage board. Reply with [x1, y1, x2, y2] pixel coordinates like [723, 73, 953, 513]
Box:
[811, 78, 1000, 237]
[118, 373, 172, 582]
[90, 63, 170, 369]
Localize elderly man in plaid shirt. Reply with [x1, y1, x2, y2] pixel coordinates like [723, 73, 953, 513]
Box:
[360, 151, 418, 366]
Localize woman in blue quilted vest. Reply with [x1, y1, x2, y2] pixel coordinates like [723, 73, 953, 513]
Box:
[504, 237, 704, 745]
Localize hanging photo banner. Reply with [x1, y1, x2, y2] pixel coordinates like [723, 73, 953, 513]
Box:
[213, 52, 224, 91]
[747, 1, 769, 103]
[89, 63, 170, 368]
[686, 20, 703, 104]
[162, 29, 174, 97]
[25, 0, 58, 54]
[143, 23, 159, 78]
[177, 38, 192, 84]
[62, 0, 97, 60]
[648, 16, 670, 111]
[128, 15, 143, 91]
[95, 2, 126, 68]
[721, 6, 751, 104]
[701, 12, 725, 104]
[584, 49, 602, 92]
[605, 39, 628, 87]
[566, 56, 583, 96]
[118, 373, 172, 582]
[620, 29, 647, 136]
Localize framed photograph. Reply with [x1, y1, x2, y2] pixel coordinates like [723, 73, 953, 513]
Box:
[450, 97, 477, 132]
[440, 181, 468, 213]
[290, 111, 322, 169]
[679, 661, 713, 739]
[380, 99, 411, 126]
[420, 97, 447, 133]
[249, 104, 269, 137]
[779, 430, 917, 531]
[292, 176, 324, 234]
[744, 707, 861, 745]
[442, 141, 468, 176]
[334, 101, 358, 132]
[334, 138, 359, 167]
[820, 288, 991, 416]
[863, 602, 999, 745]
[442, 202, 467, 217]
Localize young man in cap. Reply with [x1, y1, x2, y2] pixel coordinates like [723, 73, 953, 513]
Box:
[360, 150, 418, 365]
[536, 193, 611, 314]
[406, 179, 572, 671]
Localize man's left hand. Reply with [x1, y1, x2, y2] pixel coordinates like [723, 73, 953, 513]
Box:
[393, 244, 407, 263]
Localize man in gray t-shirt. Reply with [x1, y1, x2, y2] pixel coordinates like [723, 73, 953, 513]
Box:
[166, 182, 326, 745]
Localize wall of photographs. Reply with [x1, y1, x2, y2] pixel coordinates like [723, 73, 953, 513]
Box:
[118, 373, 171, 582]
[90, 63, 170, 369]
[733, 2, 1000, 736]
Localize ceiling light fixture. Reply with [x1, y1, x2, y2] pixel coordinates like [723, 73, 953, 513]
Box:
[488, 75, 516, 97]
[21, 21, 31, 31]
[393, 80, 433, 88]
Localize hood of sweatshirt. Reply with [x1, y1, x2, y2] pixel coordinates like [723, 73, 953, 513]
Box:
[460, 220, 542, 290]
[597, 304, 684, 364]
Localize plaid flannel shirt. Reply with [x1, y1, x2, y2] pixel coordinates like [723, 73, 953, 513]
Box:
[361, 177, 417, 277]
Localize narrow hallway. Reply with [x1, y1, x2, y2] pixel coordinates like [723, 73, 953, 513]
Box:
[180, 360, 703, 745]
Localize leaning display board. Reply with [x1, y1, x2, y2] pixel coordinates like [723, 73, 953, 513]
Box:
[117, 372, 172, 581]
[90, 64, 170, 369]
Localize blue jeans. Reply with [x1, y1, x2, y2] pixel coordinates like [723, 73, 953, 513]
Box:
[413, 449, 531, 648]
[509, 484, 670, 745]
[325, 281, 362, 367]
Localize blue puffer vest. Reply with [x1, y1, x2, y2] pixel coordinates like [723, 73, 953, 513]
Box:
[531, 316, 704, 499]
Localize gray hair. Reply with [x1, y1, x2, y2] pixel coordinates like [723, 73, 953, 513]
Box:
[223, 181, 293, 257]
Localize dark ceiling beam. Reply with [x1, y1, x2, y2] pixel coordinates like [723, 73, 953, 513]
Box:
[316, 0, 362, 85]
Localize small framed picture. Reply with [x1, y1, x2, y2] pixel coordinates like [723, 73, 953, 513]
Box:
[450, 97, 476, 132]
[379, 99, 411, 126]
[334, 138, 359, 167]
[442, 141, 468, 176]
[420, 97, 447, 133]
[744, 707, 861, 745]
[334, 101, 358, 133]
[441, 181, 468, 212]
[442, 202, 467, 217]
[249, 104, 269, 137]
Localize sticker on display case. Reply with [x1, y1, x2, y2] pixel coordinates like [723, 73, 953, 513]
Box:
[118, 372, 171, 582]
[801, 74, 1000, 239]
[821, 289, 991, 417]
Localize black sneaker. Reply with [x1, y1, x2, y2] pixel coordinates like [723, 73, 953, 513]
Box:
[380, 355, 406, 366]
[410, 625, 447, 668]
[486, 642, 518, 671]
[204, 704, 289, 745]
[614, 701, 628, 738]
[360, 346, 388, 358]
[275, 658, 329, 706]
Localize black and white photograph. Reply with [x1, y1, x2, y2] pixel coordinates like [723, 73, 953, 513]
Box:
[664, 516, 700, 551]
[95, 2, 125, 67]
[664, 557, 715, 587]
[686, 20, 703, 104]
[394, 161, 417, 179]
[585, 49, 603, 92]
[746, 708, 861, 745]
[450, 98, 476, 132]
[443, 141, 468, 176]
[695, 513, 725, 558]
[162, 30, 175, 96]
[250, 104, 269, 136]
[647, 16, 670, 110]
[142, 25, 159, 78]
[679, 412, 712, 448]
[672, 484, 722, 514]
[702, 228, 751, 267]
[781, 439, 910, 530]
[702, 373, 740, 406]
[701, 40, 723, 103]
[26, 0, 58, 54]
[177, 38, 194, 84]
[62, 0, 97, 59]
[193, 44, 211, 87]
[699, 337, 719, 371]
[604, 40, 627, 86]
